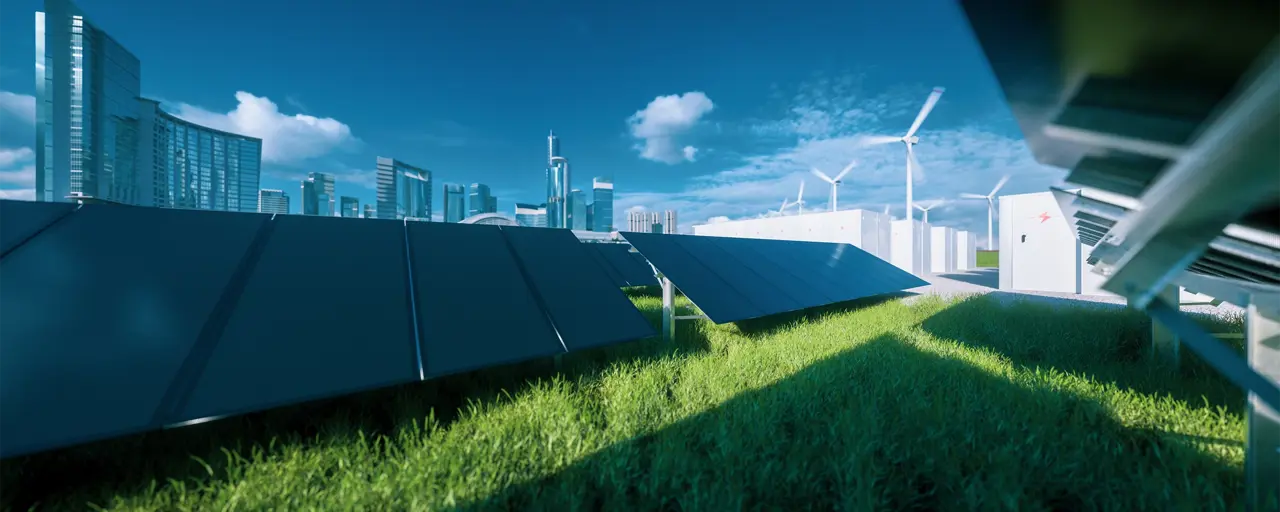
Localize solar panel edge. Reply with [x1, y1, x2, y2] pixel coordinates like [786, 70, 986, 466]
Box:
[0, 201, 81, 260]
[150, 214, 277, 426]
[622, 232, 767, 323]
[401, 219, 429, 381]
[674, 236, 814, 312]
[584, 244, 629, 288]
[495, 226, 571, 354]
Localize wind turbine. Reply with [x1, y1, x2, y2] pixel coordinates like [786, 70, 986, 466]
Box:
[883, 204, 892, 219]
[773, 198, 791, 216]
[860, 87, 946, 223]
[912, 200, 946, 223]
[810, 159, 856, 212]
[960, 175, 1011, 249]
[793, 180, 806, 215]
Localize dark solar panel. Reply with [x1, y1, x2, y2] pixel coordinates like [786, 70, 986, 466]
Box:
[0, 200, 78, 257]
[500, 227, 655, 350]
[173, 215, 421, 424]
[621, 233, 768, 323]
[593, 243, 659, 287]
[709, 237, 847, 307]
[406, 222, 566, 378]
[670, 235, 808, 313]
[583, 244, 629, 288]
[0, 204, 266, 458]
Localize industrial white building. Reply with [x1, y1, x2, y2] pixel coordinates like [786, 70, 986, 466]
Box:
[955, 230, 978, 270]
[930, 226, 957, 274]
[997, 191, 1112, 295]
[692, 209, 893, 262]
[890, 219, 932, 275]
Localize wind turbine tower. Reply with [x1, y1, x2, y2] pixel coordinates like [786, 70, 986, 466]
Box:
[960, 175, 1010, 249]
[862, 87, 946, 223]
[811, 159, 856, 212]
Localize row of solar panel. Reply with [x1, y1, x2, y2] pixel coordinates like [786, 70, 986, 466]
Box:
[583, 243, 660, 288]
[0, 200, 656, 458]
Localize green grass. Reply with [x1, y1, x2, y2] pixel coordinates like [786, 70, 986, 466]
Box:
[976, 250, 999, 268]
[2, 293, 1253, 511]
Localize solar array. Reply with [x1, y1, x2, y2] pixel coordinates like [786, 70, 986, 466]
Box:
[0, 200, 655, 458]
[584, 243, 660, 288]
[958, 2, 1279, 507]
[622, 232, 927, 324]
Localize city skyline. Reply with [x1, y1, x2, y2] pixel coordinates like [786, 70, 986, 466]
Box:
[0, 0, 1069, 241]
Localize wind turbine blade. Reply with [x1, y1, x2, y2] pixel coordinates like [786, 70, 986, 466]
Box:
[904, 87, 945, 139]
[883, 205, 891, 215]
[912, 203, 925, 212]
[833, 159, 856, 182]
[797, 180, 806, 201]
[780, 198, 789, 212]
[906, 144, 926, 182]
[959, 192, 987, 200]
[857, 135, 902, 146]
[809, 168, 834, 183]
[989, 174, 1011, 197]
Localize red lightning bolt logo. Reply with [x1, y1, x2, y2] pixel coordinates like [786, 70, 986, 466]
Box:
[1036, 212, 1051, 223]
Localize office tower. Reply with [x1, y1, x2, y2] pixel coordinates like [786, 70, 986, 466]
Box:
[469, 183, 492, 216]
[340, 196, 359, 218]
[310, 172, 335, 216]
[300, 180, 317, 215]
[375, 157, 431, 220]
[35, 0, 262, 211]
[515, 202, 548, 228]
[592, 177, 614, 232]
[258, 189, 289, 215]
[444, 183, 466, 222]
[626, 210, 671, 233]
[547, 130, 560, 166]
[363, 203, 374, 219]
[664, 210, 678, 234]
[568, 189, 586, 230]
[486, 195, 497, 214]
[546, 156, 569, 228]
[586, 203, 595, 232]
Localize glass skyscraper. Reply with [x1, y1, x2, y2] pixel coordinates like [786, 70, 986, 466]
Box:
[37, 0, 261, 211]
[375, 156, 431, 220]
[515, 202, 548, 228]
[300, 172, 334, 216]
[363, 203, 375, 219]
[340, 196, 359, 218]
[443, 183, 466, 223]
[469, 183, 493, 216]
[592, 177, 614, 232]
[546, 157, 569, 228]
[258, 189, 289, 215]
[568, 189, 586, 230]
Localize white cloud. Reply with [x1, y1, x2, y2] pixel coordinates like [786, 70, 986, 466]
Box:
[0, 147, 34, 168]
[0, 92, 36, 125]
[614, 74, 1067, 239]
[170, 92, 360, 164]
[0, 165, 34, 188]
[627, 92, 714, 164]
[0, 188, 34, 201]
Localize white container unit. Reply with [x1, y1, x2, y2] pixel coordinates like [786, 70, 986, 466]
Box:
[955, 230, 978, 270]
[890, 219, 932, 276]
[930, 226, 957, 274]
[998, 191, 1119, 296]
[691, 210, 892, 262]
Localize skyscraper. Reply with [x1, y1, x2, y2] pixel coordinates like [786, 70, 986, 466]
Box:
[568, 189, 586, 230]
[592, 177, 614, 232]
[469, 183, 493, 216]
[340, 196, 359, 218]
[300, 180, 318, 215]
[486, 195, 497, 214]
[308, 172, 335, 216]
[664, 210, 678, 234]
[626, 210, 675, 234]
[375, 157, 431, 220]
[586, 203, 595, 231]
[547, 130, 560, 166]
[363, 203, 375, 219]
[258, 189, 289, 215]
[443, 183, 466, 222]
[546, 156, 569, 228]
[515, 202, 548, 228]
[35, 0, 261, 210]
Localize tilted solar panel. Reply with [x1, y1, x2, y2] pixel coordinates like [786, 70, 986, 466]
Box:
[171, 215, 421, 425]
[500, 227, 655, 350]
[406, 222, 567, 378]
[592, 243, 659, 287]
[623, 232, 925, 324]
[583, 244, 629, 288]
[0, 200, 78, 257]
[0, 204, 266, 458]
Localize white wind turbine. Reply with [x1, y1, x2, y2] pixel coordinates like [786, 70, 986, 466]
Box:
[772, 198, 791, 217]
[912, 200, 946, 223]
[810, 159, 856, 212]
[960, 174, 1011, 249]
[793, 180, 806, 215]
[860, 87, 946, 223]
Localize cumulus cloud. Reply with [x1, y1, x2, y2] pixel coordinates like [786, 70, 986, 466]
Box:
[627, 92, 714, 164]
[614, 73, 1067, 241]
[0, 92, 35, 125]
[169, 92, 361, 164]
[0, 147, 34, 168]
[0, 145, 35, 200]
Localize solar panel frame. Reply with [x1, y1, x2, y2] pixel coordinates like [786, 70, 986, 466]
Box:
[0, 204, 266, 458]
[0, 200, 79, 258]
[622, 232, 768, 323]
[592, 243, 659, 287]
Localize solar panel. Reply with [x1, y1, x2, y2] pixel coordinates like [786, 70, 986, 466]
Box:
[591, 243, 659, 287]
[171, 215, 421, 424]
[0, 204, 266, 458]
[623, 233, 924, 324]
[405, 222, 566, 378]
[0, 200, 78, 257]
[499, 227, 655, 350]
[583, 243, 629, 288]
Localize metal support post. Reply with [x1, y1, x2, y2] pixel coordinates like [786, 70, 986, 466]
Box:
[1246, 297, 1280, 511]
[661, 275, 676, 343]
[1149, 284, 1181, 367]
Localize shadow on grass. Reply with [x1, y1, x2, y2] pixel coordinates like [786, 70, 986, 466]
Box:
[0, 296, 710, 511]
[919, 293, 1246, 413]
[465, 334, 1243, 510]
[936, 268, 999, 289]
[731, 291, 918, 338]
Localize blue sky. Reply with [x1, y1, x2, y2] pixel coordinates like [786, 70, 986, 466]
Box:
[0, 0, 1066, 242]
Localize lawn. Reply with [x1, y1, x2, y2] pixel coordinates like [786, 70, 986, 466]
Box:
[1, 292, 1251, 511]
[976, 250, 999, 268]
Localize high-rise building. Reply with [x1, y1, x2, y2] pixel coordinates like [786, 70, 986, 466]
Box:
[515, 202, 548, 228]
[316, 193, 331, 216]
[592, 177, 614, 232]
[486, 195, 497, 214]
[363, 203, 375, 219]
[340, 196, 359, 218]
[468, 183, 493, 216]
[664, 210, 678, 234]
[568, 189, 586, 230]
[258, 189, 289, 215]
[547, 130, 560, 166]
[35, 0, 261, 211]
[586, 203, 595, 232]
[443, 183, 466, 223]
[546, 157, 569, 228]
[310, 172, 335, 216]
[375, 157, 431, 220]
[300, 180, 317, 215]
[626, 210, 675, 234]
